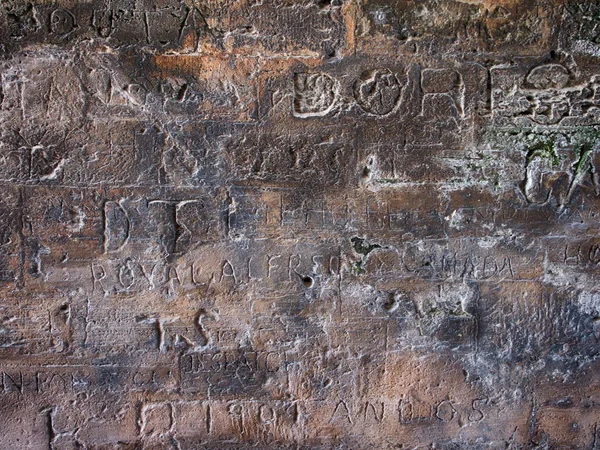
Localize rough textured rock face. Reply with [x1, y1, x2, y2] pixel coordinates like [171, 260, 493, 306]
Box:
[1, 0, 600, 448]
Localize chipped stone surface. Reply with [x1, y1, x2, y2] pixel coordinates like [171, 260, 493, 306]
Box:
[1, 0, 600, 448]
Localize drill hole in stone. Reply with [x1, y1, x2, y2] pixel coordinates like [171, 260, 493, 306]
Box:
[302, 276, 314, 288]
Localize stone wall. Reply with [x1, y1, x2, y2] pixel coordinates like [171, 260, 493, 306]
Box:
[0, 0, 599, 448]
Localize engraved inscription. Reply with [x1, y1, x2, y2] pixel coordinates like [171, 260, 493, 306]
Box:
[0, 0, 599, 448]
[293, 73, 338, 118]
[353, 68, 401, 115]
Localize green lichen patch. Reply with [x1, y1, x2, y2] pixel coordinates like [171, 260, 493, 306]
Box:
[351, 237, 381, 256]
[350, 237, 381, 275]
[526, 138, 560, 167]
[573, 142, 595, 178]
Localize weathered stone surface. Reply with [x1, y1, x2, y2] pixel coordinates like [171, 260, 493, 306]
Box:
[1, 0, 600, 448]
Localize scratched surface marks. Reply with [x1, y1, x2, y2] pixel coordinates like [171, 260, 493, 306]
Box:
[1, 0, 600, 448]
